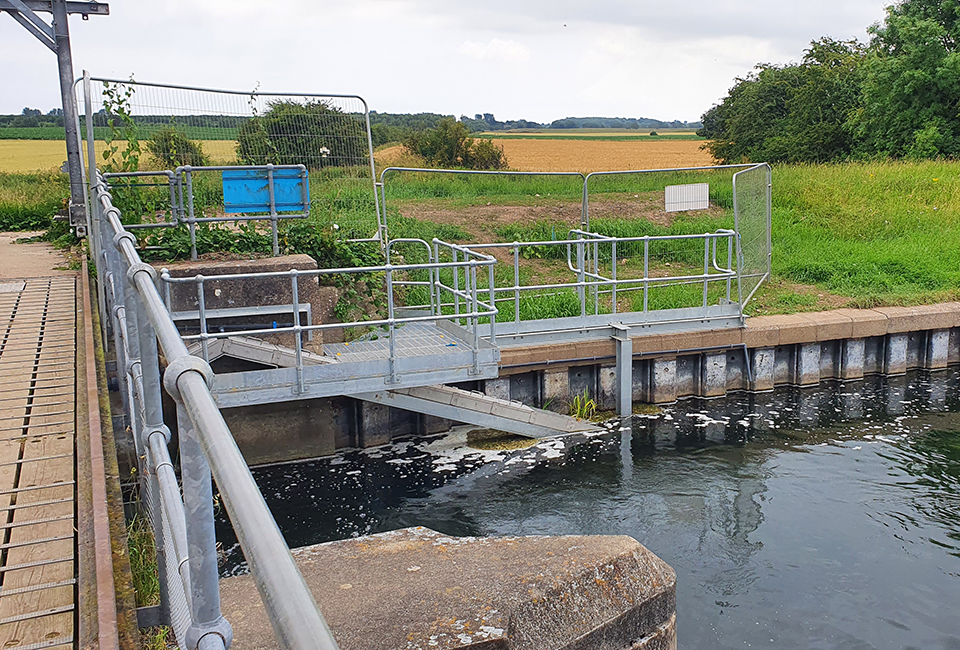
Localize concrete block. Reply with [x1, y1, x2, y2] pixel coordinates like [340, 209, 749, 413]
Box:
[742, 318, 780, 348]
[219, 527, 677, 650]
[873, 305, 956, 333]
[675, 355, 699, 397]
[483, 377, 511, 401]
[906, 332, 924, 369]
[632, 360, 647, 402]
[949, 328, 960, 365]
[698, 328, 743, 349]
[831, 308, 887, 339]
[819, 341, 840, 379]
[840, 338, 865, 380]
[357, 401, 391, 448]
[598, 365, 618, 410]
[725, 349, 747, 392]
[757, 314, 817, 346]
[568, 365, 597, 402]
[701, 352, 727, 398]
[508, 372, 540, 407]
[804, 310, 854, 341]
[657, 331, 702, 352]
[884, 333, 908, 376]
[772, 346, 795, 386]
[222, 397, 340, 464]
[864, 336, 883, 375]
[796, 343, 821, 386]
[750, 347, 775, 392]
[649, 357, 677, 404]
[542, 368, 570, 412]
[926, 329, 950, 370]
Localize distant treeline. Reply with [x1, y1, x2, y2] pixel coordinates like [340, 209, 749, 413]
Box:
[699, 0, 960, 163]
[0, 106, 702, 146]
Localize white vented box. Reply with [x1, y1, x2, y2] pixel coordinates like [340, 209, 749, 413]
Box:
[665, 183, 710, 212]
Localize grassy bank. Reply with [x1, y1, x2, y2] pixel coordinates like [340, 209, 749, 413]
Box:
[2, 160, 958, 314]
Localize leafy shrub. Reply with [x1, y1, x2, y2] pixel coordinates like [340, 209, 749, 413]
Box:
[147, 126, 208, 168]
[236, 100, 368, 169]
[403, 118, 508, 170]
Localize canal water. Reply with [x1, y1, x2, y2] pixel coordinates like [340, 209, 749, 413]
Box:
[216, 370, 960, 650]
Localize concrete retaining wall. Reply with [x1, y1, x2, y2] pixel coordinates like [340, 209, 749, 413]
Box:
[487, 304, 960, 409]
[208, 304, 960, 465]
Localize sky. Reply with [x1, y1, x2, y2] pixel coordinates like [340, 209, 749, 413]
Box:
[1, 0, 891, 123]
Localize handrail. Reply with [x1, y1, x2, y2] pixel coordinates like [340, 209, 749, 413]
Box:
[91, 171, 339, 650]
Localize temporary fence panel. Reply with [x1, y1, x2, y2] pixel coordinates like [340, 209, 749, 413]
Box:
[76, 75, 382, 242]
[732, 163, 772, 306]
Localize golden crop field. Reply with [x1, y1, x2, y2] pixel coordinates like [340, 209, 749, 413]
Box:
[375, 138, 713, 173]
[0, 140, 239, 173]
[490, 138, 712, 172]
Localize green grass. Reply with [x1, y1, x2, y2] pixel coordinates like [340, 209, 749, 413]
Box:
[770, 161, 960, 305]
[0, 171, 67, 230]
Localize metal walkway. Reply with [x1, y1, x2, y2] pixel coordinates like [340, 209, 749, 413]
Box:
[0, 277, 77, 650]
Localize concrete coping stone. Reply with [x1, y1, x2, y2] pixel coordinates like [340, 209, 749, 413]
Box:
[162, 253, 319, 277]
[218, 526, 677, 650]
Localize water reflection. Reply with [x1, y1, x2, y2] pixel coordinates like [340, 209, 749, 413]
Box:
[215, 370, 960, 649]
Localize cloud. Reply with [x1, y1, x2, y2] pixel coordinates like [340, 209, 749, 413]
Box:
[459, 38, 532, 64]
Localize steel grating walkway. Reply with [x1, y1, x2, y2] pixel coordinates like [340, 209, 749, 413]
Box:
[0, 278, 77, 650]
[323, 321, 472, 363]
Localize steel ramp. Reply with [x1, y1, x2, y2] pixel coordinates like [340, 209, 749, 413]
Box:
[351, 384, 602, 439]
[189, 336, 598, 438]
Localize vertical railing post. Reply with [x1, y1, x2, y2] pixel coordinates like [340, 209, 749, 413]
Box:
[577, 237, 585, 318]
[726, 233, 733, 302]
[612, 240, 618, 314]
[386, 263, 397, 384]
[196, 276, 209, 362]
[132, 262, 175, 628]
[643, 238, 650, 312]
[186, 169, 198, 261]
[291, 270, 304, 393]
[702, 236, 710, 308]
[267, 164, 279, 257]
[178, 404, 233, 650]
[487, 261, 496, 345]
[513, 243, 520, 326]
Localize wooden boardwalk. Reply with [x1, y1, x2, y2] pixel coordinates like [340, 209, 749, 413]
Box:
[0, 277, 77, 650]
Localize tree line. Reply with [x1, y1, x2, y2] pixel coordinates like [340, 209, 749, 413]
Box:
[699, 0, 960, 163]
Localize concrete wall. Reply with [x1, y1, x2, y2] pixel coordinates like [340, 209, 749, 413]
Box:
[199, 304, 960, 465]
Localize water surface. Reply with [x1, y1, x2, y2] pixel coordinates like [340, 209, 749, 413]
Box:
[216, 370, 960, 649]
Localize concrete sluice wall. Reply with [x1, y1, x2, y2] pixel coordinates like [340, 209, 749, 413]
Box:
[217, 304, 960, 467]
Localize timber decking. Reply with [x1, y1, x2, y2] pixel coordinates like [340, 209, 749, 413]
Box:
[0, 277, 77, 650]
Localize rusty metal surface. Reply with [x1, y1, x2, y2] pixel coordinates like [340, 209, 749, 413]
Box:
[80, 260, 121, 650]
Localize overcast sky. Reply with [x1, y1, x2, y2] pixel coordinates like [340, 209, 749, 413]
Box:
[1, 0, 891, 122]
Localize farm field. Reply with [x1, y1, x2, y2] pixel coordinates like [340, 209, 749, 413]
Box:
[375, 138, 712, 173]
[0, 139, 238, 173]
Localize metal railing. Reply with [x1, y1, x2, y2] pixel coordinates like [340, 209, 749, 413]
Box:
[159, 243, 497, 386]
[90, 171, 339, 650]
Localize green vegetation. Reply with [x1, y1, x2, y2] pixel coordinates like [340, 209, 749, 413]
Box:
[402, 117, 508, 170]
[126, 513, 160, 607]
[146, 127, 208, 167]
[700, 0, 960, 163]
[569, 390, 598, 420]
[0, 171, 67, 230]
[237, 100, 368, 168]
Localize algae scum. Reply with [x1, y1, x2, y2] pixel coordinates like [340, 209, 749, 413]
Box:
[215, 370, 960, 650]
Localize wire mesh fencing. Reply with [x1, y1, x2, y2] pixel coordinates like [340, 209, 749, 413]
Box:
[732, 163, 772, 306]
[76, 76, 382, 242]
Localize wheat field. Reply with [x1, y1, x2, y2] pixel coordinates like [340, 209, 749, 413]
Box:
[0, 140, 239, 173]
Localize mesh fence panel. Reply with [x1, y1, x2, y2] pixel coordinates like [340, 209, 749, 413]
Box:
[732, 164, 771, 306]
[78, 78, 380, 240]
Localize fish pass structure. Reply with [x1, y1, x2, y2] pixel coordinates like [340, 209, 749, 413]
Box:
[74, 75, 770, 648]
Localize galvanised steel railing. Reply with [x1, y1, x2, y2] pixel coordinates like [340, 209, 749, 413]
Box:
[90, 170, 340, 650]
[159, 242, 498, 387]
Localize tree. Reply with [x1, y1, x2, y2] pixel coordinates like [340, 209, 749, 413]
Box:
[402, 117, 508, 169]
[850, 0, 960, 158]
[147, 126, 208, 167]
[236, 100, 367, 169]
[698, 38, 866, 164]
